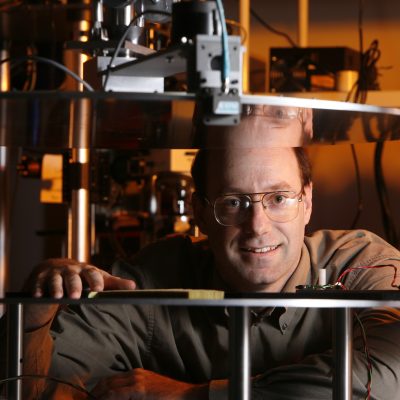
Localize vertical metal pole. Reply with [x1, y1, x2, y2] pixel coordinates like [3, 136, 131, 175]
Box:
[7, 303, 24, 400]
[67, 99, 91, 262]
[0, 45, 10, 317]
[228, 307, 251, 400]
[1, 43, 23, 400]
[239, 0, 250, 93]
[333, 308, 353, 400]
[298, 0, 309, 47]
[65, 16, 92, 263]
[0, 147, 9, 317]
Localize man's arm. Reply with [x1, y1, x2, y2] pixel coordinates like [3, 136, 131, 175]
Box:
[24, 258, 136, 330]
[91, 369, 209, 400]
[12, 258, 136, 399]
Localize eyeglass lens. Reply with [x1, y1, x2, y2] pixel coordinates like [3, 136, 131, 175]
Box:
[214, 192, 301, 226]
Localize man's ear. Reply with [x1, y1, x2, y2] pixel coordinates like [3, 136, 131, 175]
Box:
[191, 192, 209, 235]
[303, 183, 313, 225]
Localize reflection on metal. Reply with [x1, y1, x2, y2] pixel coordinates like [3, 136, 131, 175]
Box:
[7, 303, 23, 400]
[67, 99, 91, 262]
[0, 146, 9, 316]
[333, 308, 353, 400]
[229, 307, 251, 400]
[0, 47, 10, 317]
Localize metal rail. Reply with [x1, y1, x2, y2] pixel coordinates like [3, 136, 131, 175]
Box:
[4, 293, 400, 400]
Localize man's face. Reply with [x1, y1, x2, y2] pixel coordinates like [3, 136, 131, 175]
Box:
[194, 147, 312, 292]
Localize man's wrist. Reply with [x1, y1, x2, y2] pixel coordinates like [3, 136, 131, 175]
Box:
[183, 382, 209, 400]
[24, 305, 58, 332]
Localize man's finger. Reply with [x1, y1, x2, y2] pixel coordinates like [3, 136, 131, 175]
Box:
[103, 275, 136, 291]
[32, 274, 47, 298]
[47, 272, 64, 299]
[63, 271, 83, 299]
[81, 267, 105, 292]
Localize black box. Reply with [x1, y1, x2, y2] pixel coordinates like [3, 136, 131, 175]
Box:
[269, 47, 361, 92]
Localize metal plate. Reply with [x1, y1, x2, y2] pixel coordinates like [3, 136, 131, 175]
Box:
[1, 91, 400, 149]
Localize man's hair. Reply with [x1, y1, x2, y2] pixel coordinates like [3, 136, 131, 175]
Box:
[191, 147, 312, 196]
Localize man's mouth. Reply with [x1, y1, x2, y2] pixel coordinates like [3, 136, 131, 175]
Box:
[241, 245, 279, 253]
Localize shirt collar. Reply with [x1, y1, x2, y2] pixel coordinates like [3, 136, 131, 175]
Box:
[208, 242, 312, 329]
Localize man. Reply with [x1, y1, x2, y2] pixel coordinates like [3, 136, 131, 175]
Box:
[4, 116, 400, 399]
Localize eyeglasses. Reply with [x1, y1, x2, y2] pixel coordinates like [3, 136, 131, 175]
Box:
[204, 190, 303, 227]
[243, 105, 303, 122]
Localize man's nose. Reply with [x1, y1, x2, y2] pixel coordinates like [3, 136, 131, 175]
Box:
[243, 200, 273, 234]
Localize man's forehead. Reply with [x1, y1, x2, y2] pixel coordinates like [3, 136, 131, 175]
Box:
[205, 147, 301, 186]
[207, 147, 297, 165]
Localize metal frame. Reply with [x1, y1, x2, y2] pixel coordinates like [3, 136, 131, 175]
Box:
[4, 293, 400, 400]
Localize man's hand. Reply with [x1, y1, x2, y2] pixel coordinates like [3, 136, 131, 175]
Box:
[24, 258, 136, 330]
[27, 258, 136, 299]
[91, 368, 209, 400]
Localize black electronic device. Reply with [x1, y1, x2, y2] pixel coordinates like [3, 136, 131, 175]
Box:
[269, 46, 361, 92]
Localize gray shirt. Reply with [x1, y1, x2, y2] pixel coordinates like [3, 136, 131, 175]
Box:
[20, 229, 400, 399]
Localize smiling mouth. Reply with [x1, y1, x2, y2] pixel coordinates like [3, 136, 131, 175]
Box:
[242, 245, 279, 253]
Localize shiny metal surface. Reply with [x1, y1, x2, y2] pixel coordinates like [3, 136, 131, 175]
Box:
[1, 91, 400, 149]
[0, 48, 10, 318]
[229, 307, 251, 400]
[3, 290, 400, 307]
[0, 146, 9, 317]
[67, 99, 91, 262]
[6, 303, 23, 400]
[333, 308, 353, 400]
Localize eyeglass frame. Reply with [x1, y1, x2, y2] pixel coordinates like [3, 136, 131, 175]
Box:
[242, 105, 304, 122]
[201, 189, 304, 227]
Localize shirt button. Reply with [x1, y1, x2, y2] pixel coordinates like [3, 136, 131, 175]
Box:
[282, 322, 288, 331]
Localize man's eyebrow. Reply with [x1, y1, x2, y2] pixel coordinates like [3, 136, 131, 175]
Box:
[221, 182, 296, 194]
[267, 182, 296, 191]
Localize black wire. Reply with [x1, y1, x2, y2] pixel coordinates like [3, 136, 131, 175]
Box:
[358, 0, 364, 56]
[0, 374, 97, 399]
[354, 312, 373, 399]
[102, 10, 172, 91]
[249, 6, 297, 47]
[0, 55, 94, 92]
[354, 0, 397, 245]
[348, 0, 382, 231]
[346, 0, 366, 230]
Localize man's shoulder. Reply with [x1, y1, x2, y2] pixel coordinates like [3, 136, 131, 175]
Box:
[304, 229, 400, 286]
[305, 229, 398, 254]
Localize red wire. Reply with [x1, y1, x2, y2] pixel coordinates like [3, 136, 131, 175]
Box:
[336, 264, 399, 289]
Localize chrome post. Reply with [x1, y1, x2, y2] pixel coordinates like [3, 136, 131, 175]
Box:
[228, 306, 251, 400]
[6, 303, 24, 400]
[67, 98, 91, 262]
[333, 307, 353, 400]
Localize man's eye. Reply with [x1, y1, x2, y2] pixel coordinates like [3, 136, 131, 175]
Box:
[273, 109, 286, 119]
[271, 194, 287, 205]
[264, 106, 298, 120]
[224, 198, 242, 208]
